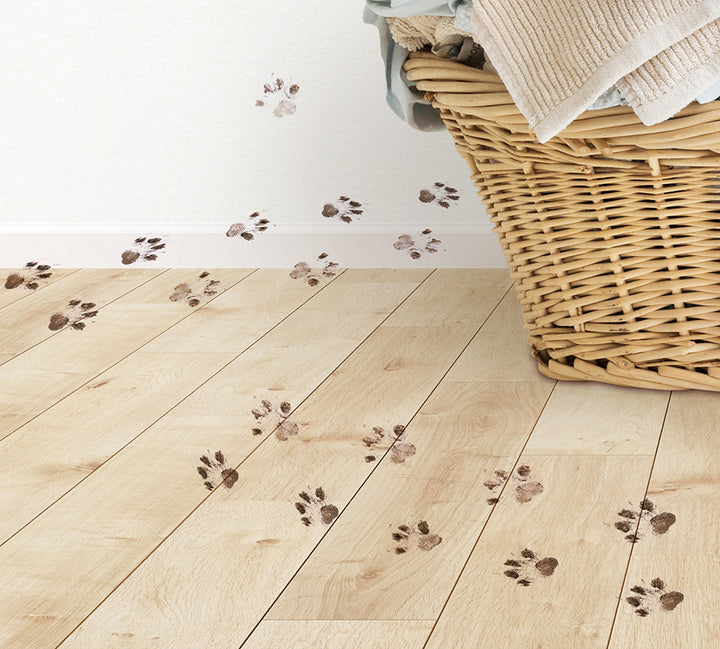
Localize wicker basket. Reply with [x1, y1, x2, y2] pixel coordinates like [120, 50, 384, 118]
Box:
[405, 50, 720, 391]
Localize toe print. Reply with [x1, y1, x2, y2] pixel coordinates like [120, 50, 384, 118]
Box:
[625, 578, 684, 616]
[226, 212, 273, 241]
[321, 196, 364, 223]
[361, 424, 414, 463]
[418, 182, 460, 208]
[256, 75, 300, 116]
[391, 520, 442, 554]
[169, 271, 221, 308]
[250, 398, 299, 441]
[48, 299, 99, 331]
[121, 237, 166, 265]
[4, 262, 53, 291]
[289, 253, 339, 286]
[502, 548, 558, 586]
[613, 499, 676, 543]
[483, 465, 544, 505]
[294, 487, 339, 526]
[195, 450, 239, 491]
[393, 230, 442, 259]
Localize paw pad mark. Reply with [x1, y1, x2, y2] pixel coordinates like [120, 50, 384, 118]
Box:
[250, 398, 300, 441]
[418, 182, 460, 208]
[322, 196, 364, 223]
[391, 520, 442, 554]
[394, 230, 442, 259]
[5, 262, 53, 290]
[289, 253, 339, 286]
[294, 486, 339, 526]
[625, 578, 684, 615]
[122, 237, 166, 264]
[196, 450, 239, 490]
[613, 499, 676, 542]
[502, 549, 558, 585]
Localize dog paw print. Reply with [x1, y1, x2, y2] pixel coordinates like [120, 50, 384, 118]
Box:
[418, 182, 460, 208]
[502, 548, 558, 586]
[226, 212, 273, 241]
[289, 253, 339, 287]
[393, 230, 442, 259]
[294, 487, 339, 526]
[391, 520, 442, 554]
[195, 450, 239, 491]
[361, 424, 414, 464]
[625, 578, 684, 617]
[48, 299, 99, 331]
[613, 498, 676, 543]
[256, 75, 300, 117]
[169, 271, 221, 308]
[121, 237, 166, 265]
[483, 465, 543, 505]
[321, 196, 363, 223]
[4, 262, 53, 290]
[250, 399, 299, 441]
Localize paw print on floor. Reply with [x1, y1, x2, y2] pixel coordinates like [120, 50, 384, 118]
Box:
[391, 520, 442, 554]
[419, 182, 460, 208]
[294, 487, 339, 526]
[226, 212, 273, 240]
[255, 75, 300, 117]
[502, 548, 558, 586]
[393, 230, 442, 259]
[169, 271, 221, 308]
[48, 300, 99, 331]
[613, 498, 677, 543]
[625, 578, 684, 616]
[250, 398, 299, 441]
[361, 424, 415, 464]
[4, 262, 53, 290]
[196, 450, 239, 491]
[321, 196, 363, 223]
[289, 253, 339, 286]
[121, 237, 166, 265]
[483, 465, 544, 505]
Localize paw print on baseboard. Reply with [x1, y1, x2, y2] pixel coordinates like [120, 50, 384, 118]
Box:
[625, 578, 684, 616]
[613, 498, 677, 543]
[226, 212, 273, 241]
[289, 253, 339, 287]
[484, 464, 544, 505]
[322, 196, 364, 223]
[393, 230, 442, 259]
[48, 299, 99, 331]
[4, 262, 53, 290]
[294, 487, 339, 526]
[196, 450, 239, 491]
[256, 75, 300, 117]
[502, 548, 558, 586]
[169, 271, 221, 308]
[361, 424, 415, 464]
[391, 520, 442, 554]
[419, 182, 460, 208]
[250, 398, 299, 441]
[121, 237, 166, 265]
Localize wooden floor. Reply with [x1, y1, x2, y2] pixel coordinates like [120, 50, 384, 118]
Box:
[0, 268, 714, 649]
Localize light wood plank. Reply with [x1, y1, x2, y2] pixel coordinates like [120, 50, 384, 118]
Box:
[0, 268, 162, 358]
[0, 269, 434, 649]
[51, 271, 508, 649]
[267, 380, 553, 621]
[423, 384, 668, 648]
[242, 621, 434, 649]
[608, 390, 720, 648]
[0, 269, 252, 438]
[0, 268, 79, 311]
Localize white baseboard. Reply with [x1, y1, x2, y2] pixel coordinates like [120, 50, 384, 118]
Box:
[0, 223, 507, 268]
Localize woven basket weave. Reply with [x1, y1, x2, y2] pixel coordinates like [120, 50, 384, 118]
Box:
[405, 50, 720, 391]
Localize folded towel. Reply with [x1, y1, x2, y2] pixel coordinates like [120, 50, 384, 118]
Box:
[471, 0, 720, 141]
[386, 15, 473, 52]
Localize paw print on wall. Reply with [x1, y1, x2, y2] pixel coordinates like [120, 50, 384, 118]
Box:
[122, 237, 166, 265]
[4, 262, 52, 290]
[419, 182, 460, 208]
[256, 75, 300, 117]
[322, 196, 364, 223]
[226, 212, 273, 241]
[393, 230, 442, 259]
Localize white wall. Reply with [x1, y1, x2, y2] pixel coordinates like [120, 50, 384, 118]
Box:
[0, 1, 503, 267]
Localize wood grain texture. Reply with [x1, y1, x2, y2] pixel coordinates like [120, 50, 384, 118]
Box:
[608, 390, 720, 648]
[53, 272, 508, 649]
[0, 269, 434, 649]
[242, 621, 434, 649]
[0, 268, 79, 311]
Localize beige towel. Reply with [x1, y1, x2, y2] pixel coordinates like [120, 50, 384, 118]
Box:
[387, 15, 473, 52]
[471, 0, 720, 141]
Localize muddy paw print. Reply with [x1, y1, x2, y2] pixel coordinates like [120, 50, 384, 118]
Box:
[169, 271, 221, 308]
[294, 487, 339, 526]
[483, 469, 508, 505]
[483, 465, 543, 505]
[502, 548, 558, 586]
[614, 499, 676, 543]
[196, 450, 239, 491]
[289, 253, 339, 286]
[625, 578, 684, 616]
[321, 196, 363, 224]
[391, 520, 442, 554]
[250, 399, 299, 441]
[121, 237, 166, 265]
[226, 212, 273, 241]
[4, 261, 53, 291]
[361, 424, 414, 463]
[419, 182, 460, 208]
[48, 299, 99, 331]
[256, 75, 300, 117]
[393, 230, 442, 259]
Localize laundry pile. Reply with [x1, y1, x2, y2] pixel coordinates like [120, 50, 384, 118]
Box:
[365, 0, 720, 141]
